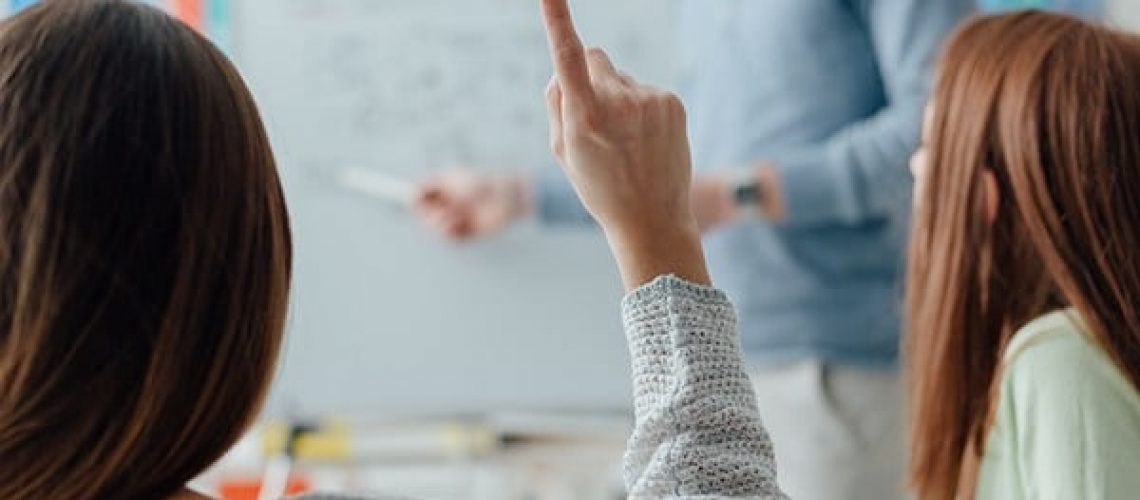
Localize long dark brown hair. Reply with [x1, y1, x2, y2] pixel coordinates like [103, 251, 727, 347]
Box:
[906, 11, 1140, 499]
[0, 1, 292, 499]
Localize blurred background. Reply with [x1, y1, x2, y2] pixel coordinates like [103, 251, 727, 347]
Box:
[4, 1, 1138, 499]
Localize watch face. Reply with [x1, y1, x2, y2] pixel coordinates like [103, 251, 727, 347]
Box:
[733, 182, 764, 207]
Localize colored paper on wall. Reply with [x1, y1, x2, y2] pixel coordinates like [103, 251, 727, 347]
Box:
[174, 0, 204, 31]
[8, 0, 37, 14]
[206, 0, 232, 52]
[6, 0, 231, 50]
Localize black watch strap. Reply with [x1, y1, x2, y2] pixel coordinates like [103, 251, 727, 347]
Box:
[731, 173, 765, 208]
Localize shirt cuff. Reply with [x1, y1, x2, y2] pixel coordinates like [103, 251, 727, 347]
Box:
[770, 147, 859, 227]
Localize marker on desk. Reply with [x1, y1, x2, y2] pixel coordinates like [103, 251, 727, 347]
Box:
[336, 166, 418, 208]
[261, 418, 497, 462]
[258, 422, 317, 500]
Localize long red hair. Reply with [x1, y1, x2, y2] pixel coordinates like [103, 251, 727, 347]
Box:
[906, 11, 1140, 499]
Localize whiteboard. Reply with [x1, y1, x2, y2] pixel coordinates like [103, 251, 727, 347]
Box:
[1111, 0, 1140, 29]
[235, 0, 677, 417]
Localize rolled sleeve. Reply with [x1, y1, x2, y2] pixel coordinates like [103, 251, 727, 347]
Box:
[769, 0, 973, 228]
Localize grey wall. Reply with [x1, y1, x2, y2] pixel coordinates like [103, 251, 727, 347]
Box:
[1111, 0, 1140, 28]
[235, 0, 676, 418]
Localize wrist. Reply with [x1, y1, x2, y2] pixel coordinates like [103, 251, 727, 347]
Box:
[711, 173, 741, 225]
[755, 165, 786, 222]
[603, 214, 710, 291]
[725, 164, 786, 223]
[507, 174, 536, 219]
[692, 173, 740, 233]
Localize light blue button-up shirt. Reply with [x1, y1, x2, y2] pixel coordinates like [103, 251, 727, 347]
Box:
[538, 0, 974, 367]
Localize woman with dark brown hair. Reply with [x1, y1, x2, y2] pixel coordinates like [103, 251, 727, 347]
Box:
[0, 0, 292, 498]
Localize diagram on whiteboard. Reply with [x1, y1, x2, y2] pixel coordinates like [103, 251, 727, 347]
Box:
[263, 0, 674, 178]
[237, 0, 676, 416]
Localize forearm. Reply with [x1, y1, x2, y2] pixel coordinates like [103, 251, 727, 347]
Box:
[605, 216, 709, 291]
[766, 109, 921, 227]
[692, 166, 786, 234]
[622, 275, 785, 499]
[747, 0, 972, 228]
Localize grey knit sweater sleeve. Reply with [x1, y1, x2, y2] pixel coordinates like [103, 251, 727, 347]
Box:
[621, 275, 787, 499]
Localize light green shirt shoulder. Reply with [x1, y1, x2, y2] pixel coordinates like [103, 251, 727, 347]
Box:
[977, 310, 1140, 500]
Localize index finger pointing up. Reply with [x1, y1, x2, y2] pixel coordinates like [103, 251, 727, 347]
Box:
[540, 0, 592, 104]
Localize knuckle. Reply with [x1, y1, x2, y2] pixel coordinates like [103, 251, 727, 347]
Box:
[650, 91, 685, 116]
[632, 92, 659, 111]
[645, 88, 669, 102]
[555, 45, 584, 66]
[578, 108, 604, 130]
[624, 98, 644, 116]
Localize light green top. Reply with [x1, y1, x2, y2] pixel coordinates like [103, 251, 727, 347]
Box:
[977, 310, 1140, 499]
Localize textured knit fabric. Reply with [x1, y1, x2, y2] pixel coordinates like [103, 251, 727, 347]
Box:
[621, 275, 786, 499]
[975, 310, 1140, 499]
[536, 0, 975, 367]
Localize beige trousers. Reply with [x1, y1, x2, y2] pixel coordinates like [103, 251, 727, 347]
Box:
[749, 361, 906, 500]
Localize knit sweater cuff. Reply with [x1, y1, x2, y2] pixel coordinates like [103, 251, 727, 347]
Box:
[620, 275, 784, 498]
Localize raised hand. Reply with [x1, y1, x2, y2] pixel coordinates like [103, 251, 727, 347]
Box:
[540, 0, 710, 289]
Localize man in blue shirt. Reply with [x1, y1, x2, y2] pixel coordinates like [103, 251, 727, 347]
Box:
[416, 1, 972, 498]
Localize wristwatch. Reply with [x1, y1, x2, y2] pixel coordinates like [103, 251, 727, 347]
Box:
[729, 170, 766, 213]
